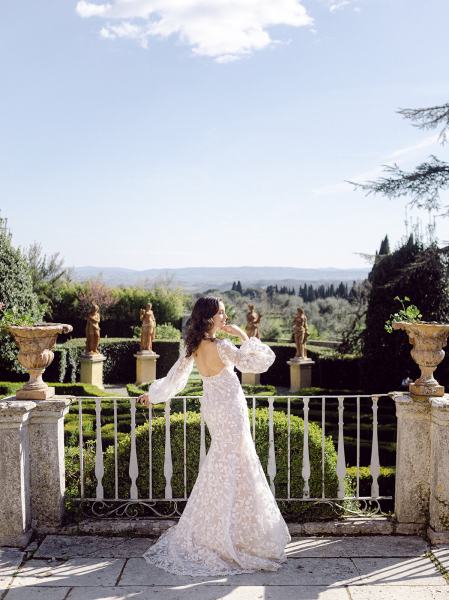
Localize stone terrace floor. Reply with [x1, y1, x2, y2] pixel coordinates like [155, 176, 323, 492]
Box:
[1, 535, 449, 600]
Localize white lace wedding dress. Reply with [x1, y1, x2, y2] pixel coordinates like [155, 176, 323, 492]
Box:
[143, 336, 291, 576]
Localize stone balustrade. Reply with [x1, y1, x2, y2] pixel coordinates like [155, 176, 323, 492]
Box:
[0, 397, 71, 546]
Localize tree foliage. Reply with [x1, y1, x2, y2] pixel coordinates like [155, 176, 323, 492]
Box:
[354, 102, 449, 215]
[0, 225, 43, 376]
[361, 235, 449, 392]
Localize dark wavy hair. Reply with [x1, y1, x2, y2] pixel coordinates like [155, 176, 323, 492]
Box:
[184, 296, 222, 357]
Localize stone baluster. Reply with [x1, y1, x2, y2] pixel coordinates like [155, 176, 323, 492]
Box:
[429, 396, 449, 543]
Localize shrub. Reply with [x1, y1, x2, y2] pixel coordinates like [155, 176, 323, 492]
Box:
[51, 285, 187, 338]
[65, 442, 97, 512]
[345, 465, 395, 497]
[65, 408, 342, 519]
[0, 231, 43, 378]
[155, 323, 182, 341]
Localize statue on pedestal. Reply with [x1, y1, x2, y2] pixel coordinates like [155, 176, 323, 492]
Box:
[246, 304, 262, 339]
[293, 307, 308, 360]
[85, 303, 101, 355]
[140, 302, 156, 352]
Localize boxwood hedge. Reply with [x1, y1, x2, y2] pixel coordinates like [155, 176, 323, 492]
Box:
[65, 407, 345, 519]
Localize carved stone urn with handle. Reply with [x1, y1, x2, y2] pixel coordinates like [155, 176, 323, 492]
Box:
[392, 321, 449, 397]
[8, 323, 73, 400]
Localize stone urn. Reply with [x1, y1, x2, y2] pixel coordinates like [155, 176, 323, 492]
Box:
[393, 321, 449, 397]
[8, 323, 73, 400]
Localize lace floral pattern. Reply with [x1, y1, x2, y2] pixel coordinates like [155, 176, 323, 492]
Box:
[147, 347, 194, 405]
[143, 337, 290, 576]
[217, 336, 276, 373]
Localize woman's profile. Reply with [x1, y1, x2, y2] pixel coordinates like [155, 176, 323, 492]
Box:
[138, 296, 291, 576]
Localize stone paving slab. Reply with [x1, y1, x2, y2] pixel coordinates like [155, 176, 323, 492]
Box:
[120, 557, 360, 587]
[0, 549, 25, 592]
[287, 536, 428, 558]
[3, 587, 71, 600]
[348, 586, 449, 599]
[67, 585, 351, 599]
[9, 558, 125, 588]
[352, 556, 446, 586]
[35, 535, 154, 558]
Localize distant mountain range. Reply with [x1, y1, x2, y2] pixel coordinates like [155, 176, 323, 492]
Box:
[71, 266, 370, 292]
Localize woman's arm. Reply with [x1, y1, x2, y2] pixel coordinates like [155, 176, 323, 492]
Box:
[221, 323, 249, 342]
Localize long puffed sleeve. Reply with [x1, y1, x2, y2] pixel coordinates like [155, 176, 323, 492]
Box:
[217, 337, 275, 374]
[148, 348, 194, 404]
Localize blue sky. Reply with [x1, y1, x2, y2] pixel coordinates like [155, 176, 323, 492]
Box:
[1, 0, 448, 271]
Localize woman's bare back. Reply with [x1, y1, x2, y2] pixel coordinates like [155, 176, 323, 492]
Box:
[193, 340, 226, 377]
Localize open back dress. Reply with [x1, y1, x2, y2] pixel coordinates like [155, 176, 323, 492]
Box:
[143, 336, 291, 576]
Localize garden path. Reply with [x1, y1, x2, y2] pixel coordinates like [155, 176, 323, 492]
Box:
[1, 534, 448, 599]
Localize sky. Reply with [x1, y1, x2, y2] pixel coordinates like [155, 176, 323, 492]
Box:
[0, 0, 448, 271]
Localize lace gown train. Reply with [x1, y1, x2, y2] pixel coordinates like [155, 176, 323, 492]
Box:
[143, 337, 291, 576]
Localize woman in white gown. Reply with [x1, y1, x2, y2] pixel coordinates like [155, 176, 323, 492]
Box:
[138, 296, 291, 576]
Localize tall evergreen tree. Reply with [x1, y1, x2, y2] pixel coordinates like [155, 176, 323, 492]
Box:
[362, 235, 449, 392]
[378, 235, 391, 255]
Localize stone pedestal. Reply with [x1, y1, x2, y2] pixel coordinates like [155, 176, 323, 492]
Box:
[16, 382, 55, 401]
[80, 353, 106, 389]
[241, 372, 260, 386]
[0, 400, 35, 546]
[429, 395, 449, 543]
[134, 352, 159, 386]
[29, 398, 71, 530]
[391, 392, 431, 526]
[287, 358, 315, 392]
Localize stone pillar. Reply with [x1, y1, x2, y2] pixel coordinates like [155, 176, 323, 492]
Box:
[287, 359, 315, 392]
[391, 392, 431, 528]
[80, 353, 106, 389]
[28, 398, 71, 531]
[429, 395, 449, 543]
[241, 372, 260, 386]
[0, 399, 35, 546]
[134, 352, 159, 386]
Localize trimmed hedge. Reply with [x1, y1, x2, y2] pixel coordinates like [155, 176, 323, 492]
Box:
[254, 342, 362, 391]
[44, 338, 181, 384]
[3, 336, 362, 391]
[127, 381, 278, 398]
[0, 381, 109, 400]
[346, 466, 395, 500]
[310, 352, 362, 391]
[65, 407, 344, 519]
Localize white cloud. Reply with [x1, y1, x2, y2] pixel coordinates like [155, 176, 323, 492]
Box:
[75, 0, 313, 61]
[100, 22, 150, 48]
[327, 0, 360, 12]
[312, 134, 440, 196]
[77, 0, 111, 17]
[386, 134, 439, 160]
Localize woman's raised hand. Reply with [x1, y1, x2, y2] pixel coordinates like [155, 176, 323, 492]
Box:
[137, 392, 151, 408]
[221, 323, 249, 340]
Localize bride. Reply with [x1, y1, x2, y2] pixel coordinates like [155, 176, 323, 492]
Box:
[138, 296, 291, 576]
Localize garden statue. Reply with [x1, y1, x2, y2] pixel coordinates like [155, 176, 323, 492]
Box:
[85, 303, 101, 355]
[140, 302, 157, 352]
[246, 304, 261, 339]
[293, 307, 308, 359]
